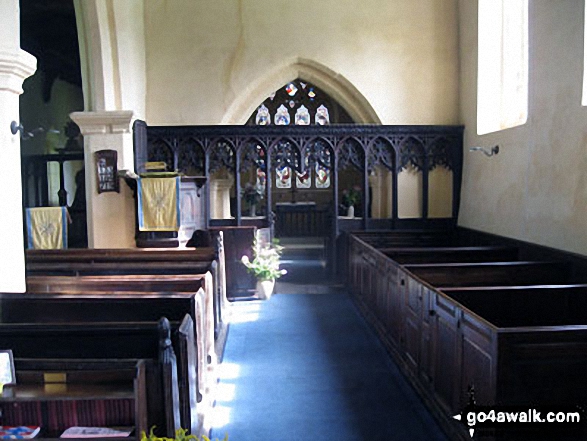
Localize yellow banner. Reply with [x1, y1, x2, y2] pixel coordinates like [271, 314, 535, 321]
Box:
[138, 177, 180, 231]
[26, 207, 67, 249]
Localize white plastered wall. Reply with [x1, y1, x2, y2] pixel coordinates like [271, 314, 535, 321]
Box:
[458, 0, 587, 256]
[145, 0, 459, 126]
[0, 0, 37, 291]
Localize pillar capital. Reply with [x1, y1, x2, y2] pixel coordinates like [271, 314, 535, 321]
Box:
[70, 110, 134, 135]
[0, 49, 37, 95]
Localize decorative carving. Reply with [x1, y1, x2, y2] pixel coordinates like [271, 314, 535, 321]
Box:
[338, 137, 364, 171]
[147, 138, 175, 172]
[209, 140, 235, 174]
[367, 138, 396, 173]
[177, 138, 205, 175]
[398, 136, 426, 172]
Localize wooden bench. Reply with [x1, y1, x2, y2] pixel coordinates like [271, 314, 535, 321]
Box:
[380, 245, 519, 264]
[25, 257, 228, 348]
[25, 274, 217, 362]
[0, 318, 181, 437]
[0, 291, 206, 436]
[2, 358, 149, 440]
[404, 261, 572, 287]
[26, 245, 228, 335]
[351, 229, 466, 248]
[346, 230, 587, 441]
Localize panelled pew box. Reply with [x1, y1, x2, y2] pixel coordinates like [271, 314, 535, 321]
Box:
[25, 251, 228, 351]
[25, 274, 217, 361]
[0, 319, 182, 439]
[1, 358, 148, 440]
[347, 232, 587, 440]
[0, 292, 206, 437]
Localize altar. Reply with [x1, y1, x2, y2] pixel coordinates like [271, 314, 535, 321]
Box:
[274, 202, 330, 238]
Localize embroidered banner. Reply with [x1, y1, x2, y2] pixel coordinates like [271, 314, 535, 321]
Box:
[26, 207, 68, 249]
[137, 177, 180, 231]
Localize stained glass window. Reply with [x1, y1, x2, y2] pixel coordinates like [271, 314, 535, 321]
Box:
[295, 105, 310, 125]
[248, 79, 355, 191]
[276, 165, 292, 188]
[315, 163, 330, 188]
[274, 104, 291, 125]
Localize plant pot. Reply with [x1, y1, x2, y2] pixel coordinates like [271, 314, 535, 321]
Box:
[347, 205, 355, 218]
[257, 279, 275, 300]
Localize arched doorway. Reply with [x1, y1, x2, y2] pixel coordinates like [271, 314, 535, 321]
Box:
[244, 79, 356, 280]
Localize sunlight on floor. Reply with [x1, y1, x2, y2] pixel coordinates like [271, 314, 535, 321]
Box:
[217, 362, 241, 380]
[210, 404, 232, 429]
[229, 302, 262, 324]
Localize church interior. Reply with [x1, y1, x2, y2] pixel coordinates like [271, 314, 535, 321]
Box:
[2, 0, 587, 440]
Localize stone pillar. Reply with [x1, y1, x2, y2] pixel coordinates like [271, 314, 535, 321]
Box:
[70, 110, 136, 248]
[0, 1, 37, 292]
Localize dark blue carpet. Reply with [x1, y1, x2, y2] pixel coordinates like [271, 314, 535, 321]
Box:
[210, 291, 450, 441]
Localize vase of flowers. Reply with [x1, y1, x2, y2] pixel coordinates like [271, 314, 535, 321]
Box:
[341, 186, 361, 217]
[241, 238, 287, 300]
[242, 183, 264, 217]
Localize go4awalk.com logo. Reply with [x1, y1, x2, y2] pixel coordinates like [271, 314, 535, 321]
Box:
[453, 405, 587, 438]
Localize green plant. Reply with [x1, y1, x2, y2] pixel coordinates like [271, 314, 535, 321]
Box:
[241, 238, 287, 281]
[140, 427, 228, 441]
[241, 182, 264, 206]
[341, 186, 361, 207]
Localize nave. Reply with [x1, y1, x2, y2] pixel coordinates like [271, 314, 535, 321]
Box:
[210, 260, 449, 441]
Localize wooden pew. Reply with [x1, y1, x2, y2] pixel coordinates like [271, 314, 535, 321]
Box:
[404, 261, 571, 287]
[3, 358, 149, 439]
[25, 256, 228, 350]
[380, 245, 519, 264]
[25, 275, 217, 362]
[0, 318, 181, 437]
[346, 230, 587, 441]
[0, 291, 207, 436]
[351, 229, 466, 248]
[26, 245, 228, 337]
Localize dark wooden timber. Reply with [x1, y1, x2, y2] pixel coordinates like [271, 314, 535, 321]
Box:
[404, 261, 571, 287]
[346, 229, 587, 441]
[0, 319, 181, 437]
[381, 245, 519, 264]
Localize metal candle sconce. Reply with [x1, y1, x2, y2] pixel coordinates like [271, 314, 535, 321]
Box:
[469, 145, 499, 157]
[10, 121, 59, 140]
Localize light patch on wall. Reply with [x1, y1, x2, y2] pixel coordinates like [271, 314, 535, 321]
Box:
[583, 3, 587, 106]
[477, 0, 528, 135]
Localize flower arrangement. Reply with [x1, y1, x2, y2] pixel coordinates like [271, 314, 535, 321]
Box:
[241, 238, 287, 281]
[141, 427, 227, 441]
[341, 186, 361, 208]
[241, 183, 264, 206]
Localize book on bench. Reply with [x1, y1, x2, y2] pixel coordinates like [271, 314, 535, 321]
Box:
[60, 427, 133, 438]
[0, 426, 41, 439]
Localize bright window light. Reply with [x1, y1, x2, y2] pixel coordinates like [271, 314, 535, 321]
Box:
[583, 3, 587, 105]
[477, 0, 528, 135]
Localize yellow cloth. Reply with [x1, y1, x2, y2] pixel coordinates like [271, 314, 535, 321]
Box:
[138, 177, 180, 231]
[26, 207, 68, 249]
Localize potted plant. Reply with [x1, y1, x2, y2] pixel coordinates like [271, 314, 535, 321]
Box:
[241, 238, 287, 299]
[241, 183, 264, 216]
[341, 186, 361, 217]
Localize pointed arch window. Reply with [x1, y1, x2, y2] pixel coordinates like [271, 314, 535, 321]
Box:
[248, 79, 353, 190]
[477, 0, 528, 134]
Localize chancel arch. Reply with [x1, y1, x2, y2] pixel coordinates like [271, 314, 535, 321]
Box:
[221, 57, 381, 125]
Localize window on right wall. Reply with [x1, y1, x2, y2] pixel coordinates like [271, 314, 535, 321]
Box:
[477, 0, 529, 135]
[583, 2, 587, 106]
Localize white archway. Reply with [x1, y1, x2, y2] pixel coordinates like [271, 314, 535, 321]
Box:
[221, 57, 381, 125]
